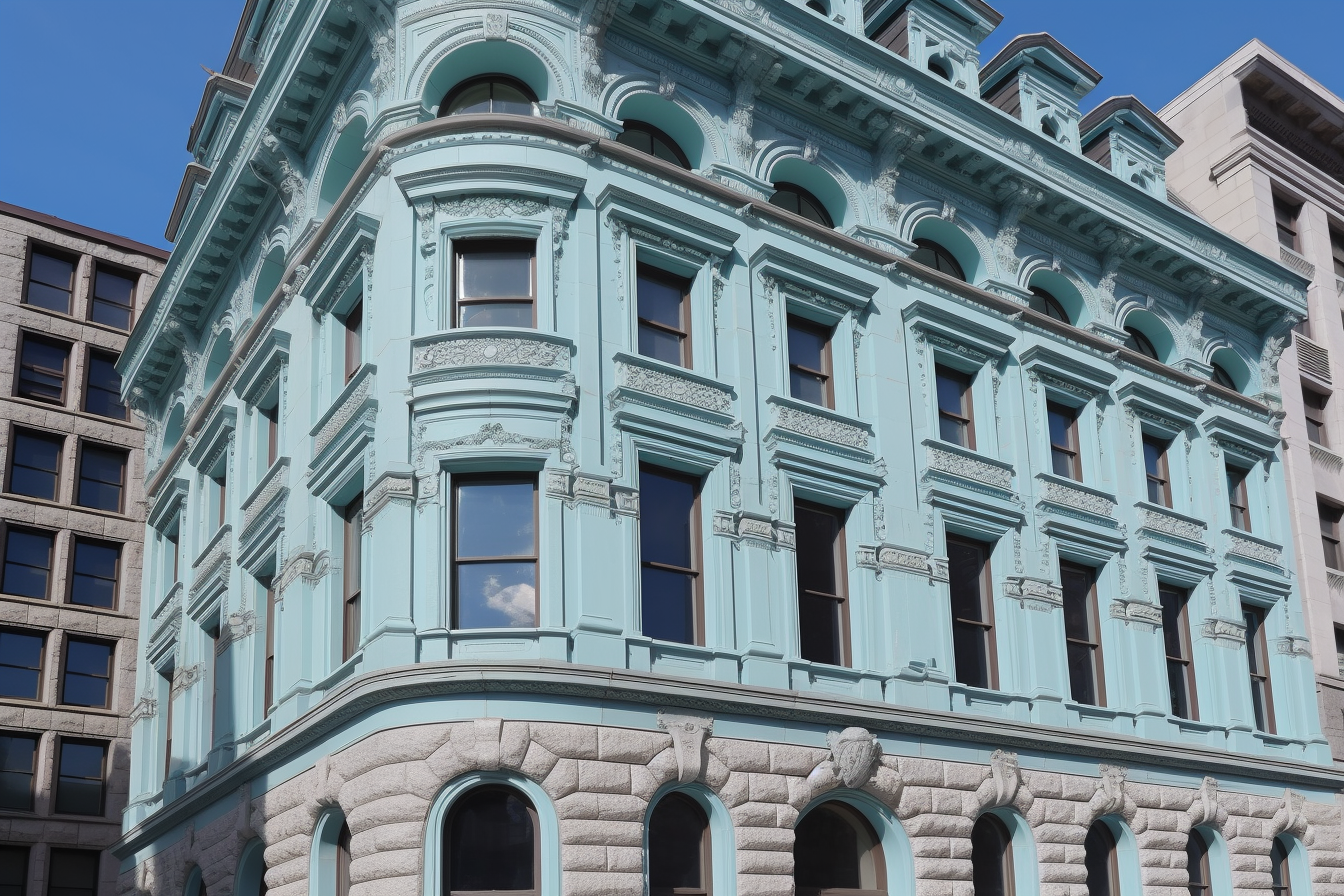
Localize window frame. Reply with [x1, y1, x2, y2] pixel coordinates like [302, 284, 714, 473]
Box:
[1330, 225, 1344, 279]
[768, 182, 835, 228]
[46, 848, 101, 896]
[440, 75, 538, 117]
[1186, 831, 1212, 896]
[451, 474, 540, 631]
[786, 314, 835, 409]
[58, 636, 115, 710]
[53, 737, 107, 817]
[793, 800, 887, 896]
[0, 731, 39, 812]
[1270, 838, 1291, 896]
[68, 537, 121, 610]
[794, 500, 850, 668]
[76, 442, 127, 514]
[1027, 285, 1069, 322]
[638, 464, 705, 647]
[15, 331, 71, 405]
[83, 349, 127, 420]
[647, 791, 712, 896]
[343, 297, 363, 384]
[617, 119, 691, 169]
[636, 262, 694, 369]
[1304, 386, 1329, 447]
[342, 494, 363, 662]
[0, 843, 30, 896]
[1047, 401, 1082, 480]
[7, 427, 63, 502]
[1274, 195, 1302, 252]
[1242, 602, 1276, 734]
[1061, 561, 1104, 707]
[23, 244, 77, 315]
[1084, 821, 1119, 896]
[1, 525, 56, 601]
[337, 821, 352, 896]
[947, 533, 998, 690]
[1142, 434, 1173, 508]
[260, 402, 279, 468]
[1227, 465, 1252, 532]
[934, 364, 976, 450]
[90, 263, 137, 331]
[1124, 326, 1160, 360]
[910, 238, 966, 281]
[1159, 584, 1199, 721]
[442, 785, 542, 896]
[453, 239, 538, 330]
[0, 628, 45, 702]
[971, 813, 1015, 896]
[1322, 502, 1343, 570]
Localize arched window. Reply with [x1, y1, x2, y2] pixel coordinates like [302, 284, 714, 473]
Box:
[237, 839, 269, 896]
[1210, 362, 1237, 391]
[770, 182, 834, 228]
[806, 0, 828, 13]
[1124, 326, 1160, 360]
[1186, 832, 1211, 896]
[617, 120, 690, 169]
[440, 76, 536, 117]
[1270, 838, 1291, 896]
[1041, 118, 1059, 139]
[444, 786, 539, 894]
[971, 814, 1014, 896]
[649, 792, 710, 895]
[928, 58, 952, 80]
[1085, 821, 1119, 896]
[794, 802, 886, 896]
[336, 823, 351, 896]
[1028, 285, 1068, 322]
[909, 238, 966, 282]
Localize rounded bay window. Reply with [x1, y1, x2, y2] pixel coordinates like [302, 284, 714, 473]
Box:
[617, 119, 690, 169]
[909, 238, 966, 281]
[440, 75, 537, 117]
[444, 786, 540, 894]
[794, 801, 887, 896]
[648, 792, 711, 895]
[770, 182, 835, 228]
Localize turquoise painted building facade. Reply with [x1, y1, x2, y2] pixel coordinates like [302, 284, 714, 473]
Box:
[114, 0, 1344, 894]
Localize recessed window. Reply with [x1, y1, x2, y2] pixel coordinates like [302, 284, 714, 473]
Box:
[769, 182, 834, 228]
[639, 465, 702, 646]
[0, 629, 44, 701]
[1210, 362, 1237, 391]
[0, 733, 38, 811]
[70, 538, 120, 610]
[947, 534, 997, 690]
[1243, 603, 1275, 734]
[342, 494, 363, 661]
[46, 849, 100, 896]
[444, 787, 539, 894]
[935, 365, 974, 449]
[1274, 195, 1302, 252]
[1084, 822, 1118, 896]
[25, 248, 76, 314]
[260, 402, 279, 467]
[0, 845, 29, 896]
[1186, 832, 1212, 896]
[1123, 326, 1159, 360]
[211, 471, 228, 529]
[1335, 626, 1344, 678]
[649, 792, 711, 896]
[455, 240, 536, 329]
[8, 428, 62, 501]
[1159, 584, 1198, 720]
[617, 120, 690, 169]
[794, 802, 886, 896]
[1047, 402, 1081, 480]
[84, 351, 126, 420]
[61, 638, 114, 709]
[54, 739, 106, 816]
[1061, 562, 1104, 706]
[441, 75, 537, 117]
[1028, 285, 1068, 322]
[1227, 465, 1251, 532]
[1271, 838, 1292, 896]
[795, 501, 848, 667]
[787, 315, 833, 408]
[1304, 387, 1328, 446]
[2, 528, 54, 600]
[77, 444, 127, 513]
[1329, 226, 1344, 279]
[637, 264, 692, 368]
[1322, 503, 1344, 570]
[15, 333, 70, 404]
[928, 58, 952, 81]
[805, 0, 828, 14]
[337, 822, 352, 896]
[1142, 435, 1172, 508]
[91, 266, 136, 330]
[160, 666, 174, 782]
[262, 576, 277, 715]
[909, 238, 965, 281]
[343, 298, 363, 383]
[971, 814, 1015, 896]
[453, 476, 538, 629]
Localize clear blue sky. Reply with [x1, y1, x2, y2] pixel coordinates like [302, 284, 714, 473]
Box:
[1, 1, 1340, 251]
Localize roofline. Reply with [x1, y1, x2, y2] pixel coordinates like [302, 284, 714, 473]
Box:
[186, 72, 254, 153]
[223, 0, 261, 80]
[980, 32, 1103, 90]
[1160, 38, 1344, 120]
[0, 200, 170, 260]
[1079, 95, 1183, 150]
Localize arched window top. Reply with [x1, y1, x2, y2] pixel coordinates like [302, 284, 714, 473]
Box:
[1041, 118, 1059, 139]
[336, 822, 352, 896]
[1208, 347, 1250, 393]
[910, 238, 966, 282]
[617, 119, 690, 169]
[318, 117, 367, 218]
[1085, 821, 1118, 896]
[770, 182, 835, 228]
[806, 0, 828, 13]
[1210, 362, 1236, 390]
[928, 57, 952, 80]
[649, 792, 711, 896]
[794, 801, 887, 896]
[1187, 831, 1212, 896]
[1271, 837, 1292, 896]
[445, 786, 539, 894]
[1028, 285, 1068, 322]
[971, 814, 1015, 896]
[236, 839, 268, 896]
[440, 75, 537, 117]
[1123, 326, 1159, 360]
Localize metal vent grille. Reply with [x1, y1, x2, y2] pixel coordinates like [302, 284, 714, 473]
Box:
[1297, 333, 1332, 384]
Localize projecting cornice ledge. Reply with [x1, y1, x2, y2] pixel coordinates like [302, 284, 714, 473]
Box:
[111, 660, 1343, 858]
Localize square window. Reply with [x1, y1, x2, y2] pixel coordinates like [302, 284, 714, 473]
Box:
[795, 501, 848, 667]
[1274, 195, 1301, 251]
[76, 445, 126, 513]
[0, 630, 44, 701]
[15, 334, 69, 405]
[83, 351, 125, 420]
[2, 529, 54, 600]
[454, 240, 536, 328]
[1047, 402, 1081, 480]
[947, 534, 996, 689]
[90, 266, 135, 330]
[935, 365, 975, 448]
[25, 248, 76, 315]
[46, 848, 99, 896]
[638, 465, 702, 645]
[637, 264, 692, 367]
[8, 429, 62, 501]
[452, 476, 538, 630]
[1142, 435, 1172, 507]
[0, 734, 38, 811]
[54, 740, 106, 816]
[0, 844, 28, 896]
[787, 315, 834, 407]
[60, 639, 114, 709]
[1321, 503, 1342, 570]
[69, 539, 120, 609]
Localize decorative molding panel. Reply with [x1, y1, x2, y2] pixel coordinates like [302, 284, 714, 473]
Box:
[925, 442, 1014, 491]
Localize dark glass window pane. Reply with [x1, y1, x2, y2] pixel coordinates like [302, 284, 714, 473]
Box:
[796, 503, 844, 666]
[617, 121, 690, 168]
[1143, 439, 1163, 478]
[788, 320, 827, 369]
[448, 81, 492, 114]
[458, 302, 533, 328]
[639, 325, 684, 366]
[910, 239, 965, 280]
[769, 183, 833, 227]
[84, 353, 126, 420]
[460, 246, 532, 298]
[71, 540, 120, 609]
[47, 849, 100, 896]
[16, 336, 69, 403]
[0, 735, 37, 811]
[62, 640, 113, 708]
[91, 268, 135, 330]
[649, 794, 707, 890]
[77, 446, 126, 512]
[447, 789, 535, 890]
[27, 251, 75, 314]
[0, 845, 28, 896]
[456, 482, 535, 558]
[0, 631, 43, 700]
[794, 804, 876, 891]
[799, 592, 843, 667]
[641, 471, 695, 569]
[55, 741, 105, 816]
[3, 529, 54, 599]
[971, 815, 1011, 896]
[948, 537, 992, 690]
[456, 562, 536, 629]
[796, 507, 839, 598]
[9, 430, 61, 500]
[788, 317, 830, 406]
[1084, 823, 1116, 896]
[641, 567, 696, 645]
[1046, 402, 1072, 443]
[638, 273, 685, 329]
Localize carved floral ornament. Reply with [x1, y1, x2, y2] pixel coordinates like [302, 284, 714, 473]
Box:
[412, 333, 571, 372]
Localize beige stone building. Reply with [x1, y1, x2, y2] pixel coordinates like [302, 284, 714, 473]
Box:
[0, 202, 166, 895]
[1162, 41, 1344, 761]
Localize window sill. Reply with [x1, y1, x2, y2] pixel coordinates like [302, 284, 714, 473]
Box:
[0, 491, 136, 524]
[4, 392, 142, 433]
[15, 300, 134, 338]
[0, 591, 131, 618]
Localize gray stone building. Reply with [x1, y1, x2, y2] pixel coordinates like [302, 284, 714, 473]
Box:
[0, 202, 166, 896]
